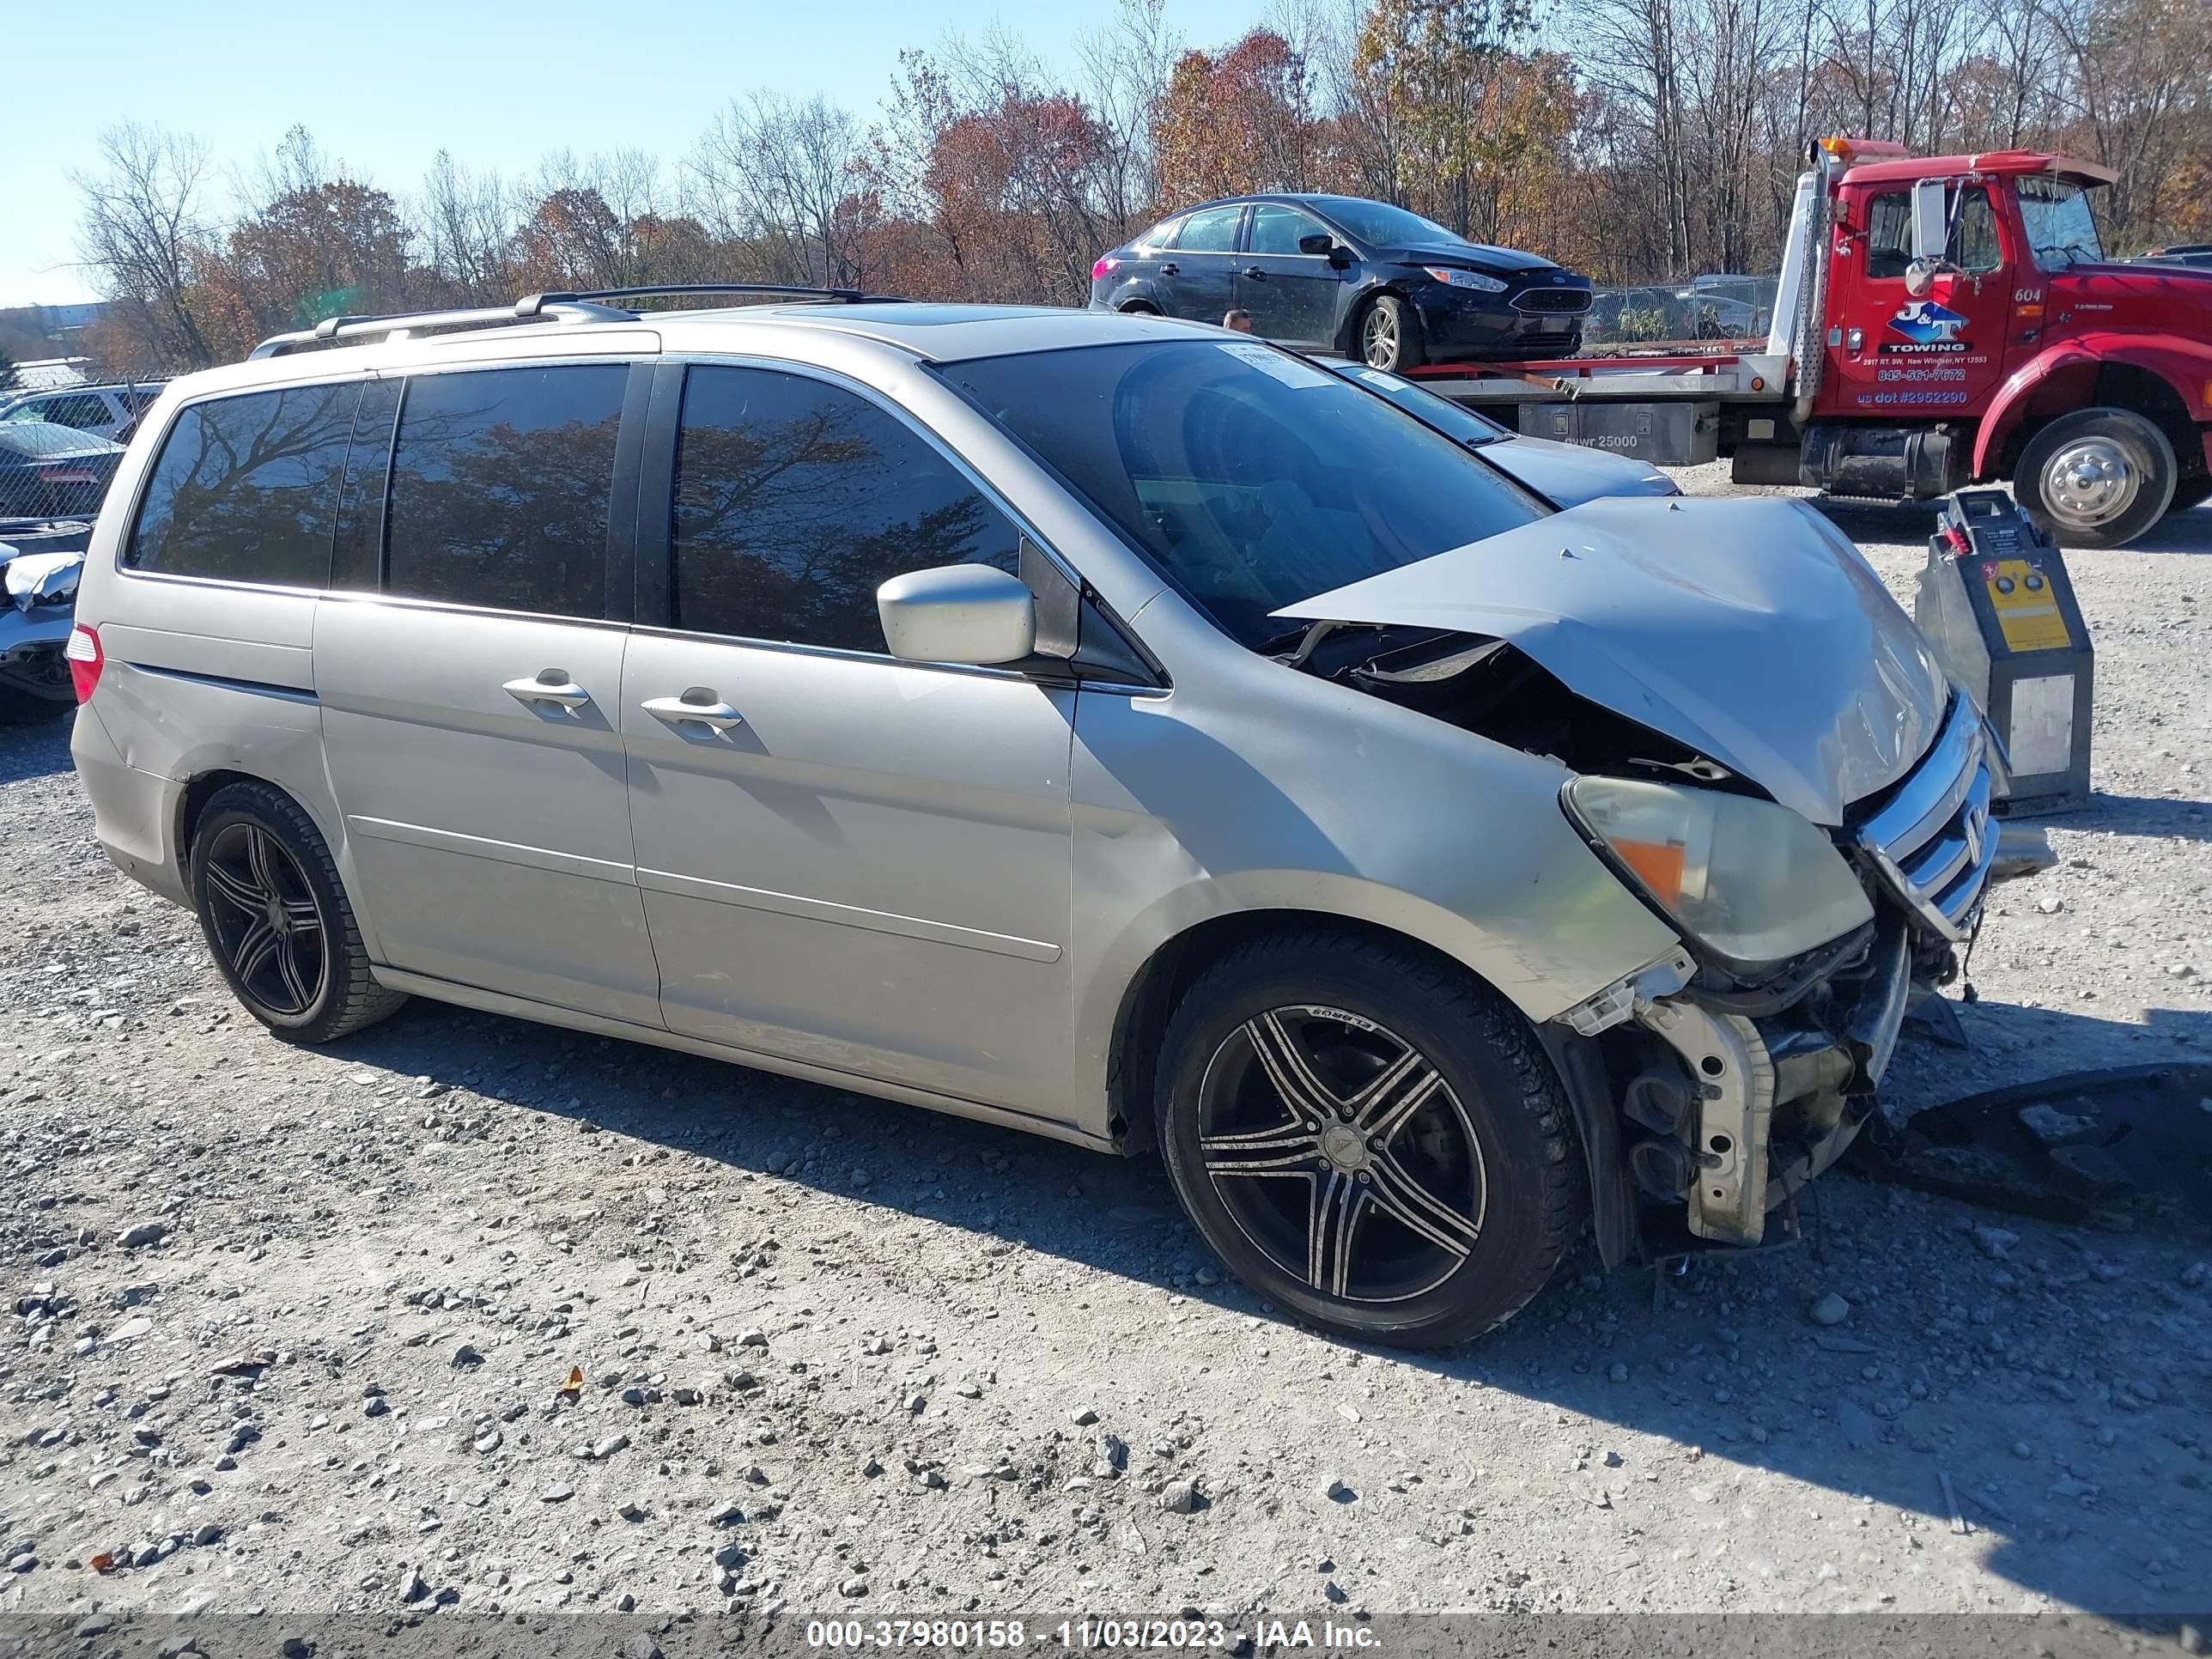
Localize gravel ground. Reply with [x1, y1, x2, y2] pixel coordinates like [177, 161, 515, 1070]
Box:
[2, 481, 2209, 1638]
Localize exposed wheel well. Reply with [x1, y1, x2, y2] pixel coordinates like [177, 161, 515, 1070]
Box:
[1999, 362, 2201, 482]
[176, 769, 263, 868]
[1119, 300, 1160, 315]
[1105, 909, 1503, 1154]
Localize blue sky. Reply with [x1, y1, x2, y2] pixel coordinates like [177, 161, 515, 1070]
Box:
[6, 0, 1266, 312]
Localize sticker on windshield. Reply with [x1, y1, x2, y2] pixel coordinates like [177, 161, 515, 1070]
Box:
[1218, 341, 1335, 388]
[1352, 367, 1402, 389]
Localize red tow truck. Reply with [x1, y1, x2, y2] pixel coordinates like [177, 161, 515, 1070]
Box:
[1401, 136, 2212, 547]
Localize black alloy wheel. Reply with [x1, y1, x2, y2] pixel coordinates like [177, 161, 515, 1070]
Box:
[200, 821, 327, 1018]
[189, 781, 408, 1043]
[1197, 1006, 1485, 1301]
[1157, 933, 1583, 1347]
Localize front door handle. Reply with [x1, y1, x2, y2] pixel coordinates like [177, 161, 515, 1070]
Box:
[503, 671, 591, 708]
[1159, 262, 1179, 276]
[642, 690, 744, 732]
[1243, 266, 1267, 280]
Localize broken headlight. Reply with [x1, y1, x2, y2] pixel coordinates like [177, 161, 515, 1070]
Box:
[1563, 777, 1873, 970]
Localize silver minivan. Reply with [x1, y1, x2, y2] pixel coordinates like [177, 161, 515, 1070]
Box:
[67, 292, 1996, 1347]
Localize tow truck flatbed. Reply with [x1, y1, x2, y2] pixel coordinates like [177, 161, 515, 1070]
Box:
[1394, 352, 1795, 403]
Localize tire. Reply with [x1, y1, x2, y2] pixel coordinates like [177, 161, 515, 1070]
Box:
[2014, 407, 2176, 549]
[1358, 293, 1426, 372]
[188, 781, 407, 1044]
[1120, 301, 1161, 316]
[1154, 932, 1583, 1348]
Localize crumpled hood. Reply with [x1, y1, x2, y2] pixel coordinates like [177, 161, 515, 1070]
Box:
[1275, 495, 1948, 825]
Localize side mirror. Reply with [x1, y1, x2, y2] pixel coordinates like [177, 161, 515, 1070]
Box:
[878, 564, 1036, 665]
[1907, 179, 1948, 263]
[1297, 232, 1335, 256]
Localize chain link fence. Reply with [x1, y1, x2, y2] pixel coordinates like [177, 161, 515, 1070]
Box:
[1582, 276, 1778, 351]
[0, 380, 163, 526]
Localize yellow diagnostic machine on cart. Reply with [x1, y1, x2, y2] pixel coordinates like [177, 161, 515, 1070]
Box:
[1912, 490, 2094, 817]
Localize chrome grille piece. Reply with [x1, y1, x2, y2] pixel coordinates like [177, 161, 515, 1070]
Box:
[1852, 696, 1996, 942]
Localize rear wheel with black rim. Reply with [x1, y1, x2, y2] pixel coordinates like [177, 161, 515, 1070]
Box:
[190, 781, 406, 1044]
[1156, 933, 1583, 1347]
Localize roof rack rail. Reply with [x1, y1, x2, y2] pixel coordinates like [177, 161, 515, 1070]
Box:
[248, 296, 633, 360]
[519, 283, 902, 309]
[247, 283, 905, 360]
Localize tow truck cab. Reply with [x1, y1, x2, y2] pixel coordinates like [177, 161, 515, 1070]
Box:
[1787, 136, 2212, 545]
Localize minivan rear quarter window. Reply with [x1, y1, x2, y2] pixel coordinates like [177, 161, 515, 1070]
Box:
[126, 382, 361, 586]
[383, 364, 625, 618]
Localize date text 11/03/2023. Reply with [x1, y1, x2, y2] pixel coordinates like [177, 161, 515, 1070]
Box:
[803, 1619, 1383, 1650]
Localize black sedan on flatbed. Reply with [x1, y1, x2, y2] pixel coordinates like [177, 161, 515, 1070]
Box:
[1089, 194, 1592, 370]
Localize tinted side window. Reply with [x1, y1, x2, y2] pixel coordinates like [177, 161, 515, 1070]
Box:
[1249, 204, 1326, 255]
[126, 383, 360, 586]
[1175, 204, 1245, 253]
[383, 364, 624, 618]
[671, 366, 1020, 653]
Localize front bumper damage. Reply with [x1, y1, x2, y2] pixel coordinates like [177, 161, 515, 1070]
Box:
[1559, 694, 1996, 1255]
[0, 547, 83, 712]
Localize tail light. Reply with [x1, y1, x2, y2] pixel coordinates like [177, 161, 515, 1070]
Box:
[66, 623, 104, 702]
[37, 465, 99, 486]
[1091, 256, 1119, 281]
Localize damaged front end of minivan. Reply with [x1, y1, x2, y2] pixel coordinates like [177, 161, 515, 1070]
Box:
[1281, 495, 1999, 1259]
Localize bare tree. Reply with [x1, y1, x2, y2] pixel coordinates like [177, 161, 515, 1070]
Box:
[690, 92, 868, 285]
[420, 150, 520, 301]
[1077, 0, 1181, 230]
[74, 123, 217, 369]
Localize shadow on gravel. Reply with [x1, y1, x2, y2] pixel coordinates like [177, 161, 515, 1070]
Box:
[319, 984, 2212, 1620]
[0, 713, 74, 781]
[2055, 792, 2212, 845]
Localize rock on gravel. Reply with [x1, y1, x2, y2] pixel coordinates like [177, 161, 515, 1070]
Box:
[1158, 1479, 1202, 1514]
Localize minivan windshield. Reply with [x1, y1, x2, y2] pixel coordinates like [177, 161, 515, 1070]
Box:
[939, 339, 1547, 649]
[2016, 178, 2106, 270]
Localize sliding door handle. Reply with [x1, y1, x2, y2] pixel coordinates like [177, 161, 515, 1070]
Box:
[503, 672, 591, 708]
[642, 691, 744, 732]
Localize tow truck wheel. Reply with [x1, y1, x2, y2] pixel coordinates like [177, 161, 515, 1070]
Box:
[2015, 408, 2177, 549]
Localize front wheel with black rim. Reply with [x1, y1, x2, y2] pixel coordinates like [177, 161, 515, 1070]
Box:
[190, 781, 407, 1044]
[1155, 933, 1583, 1348]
